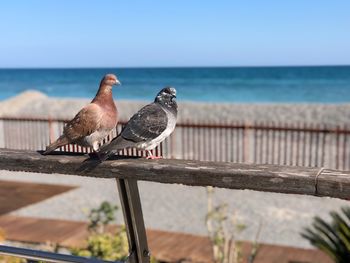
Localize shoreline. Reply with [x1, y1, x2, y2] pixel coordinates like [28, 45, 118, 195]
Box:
[1, 90, 350, 125]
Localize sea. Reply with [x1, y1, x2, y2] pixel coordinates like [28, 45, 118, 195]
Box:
[0, 66, 350, 103]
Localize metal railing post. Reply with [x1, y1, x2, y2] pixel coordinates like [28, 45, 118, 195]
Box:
[116, 179, 150, 263]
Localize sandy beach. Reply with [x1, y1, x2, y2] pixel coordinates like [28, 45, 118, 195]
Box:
[1, 90, 350, 125]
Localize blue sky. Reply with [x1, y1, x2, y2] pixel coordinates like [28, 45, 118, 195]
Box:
[0, 1, 349, 68]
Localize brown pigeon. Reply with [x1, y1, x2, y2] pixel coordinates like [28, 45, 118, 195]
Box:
[43, 74, 120, 155]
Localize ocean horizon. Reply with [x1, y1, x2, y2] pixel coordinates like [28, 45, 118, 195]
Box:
[1, 65, 350, 103]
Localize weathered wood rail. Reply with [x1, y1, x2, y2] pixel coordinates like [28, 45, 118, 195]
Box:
[1, 148, 350, 263]
[0, 148, 349, 200]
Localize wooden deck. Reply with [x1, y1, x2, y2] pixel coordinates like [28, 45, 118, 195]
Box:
[0, 180, 75, 215]
[0, 215, 333, 263]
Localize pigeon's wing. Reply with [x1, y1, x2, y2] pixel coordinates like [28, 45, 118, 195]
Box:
[63, 103, 102, 141]
[99, 103, 168, 161]
[99, 103, 168, 154]
[121, 103, 168, 143]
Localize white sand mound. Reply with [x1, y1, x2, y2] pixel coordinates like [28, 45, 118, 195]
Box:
[2, 90, 350, 125]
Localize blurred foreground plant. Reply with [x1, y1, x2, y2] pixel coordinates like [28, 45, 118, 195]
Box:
[206, 187, 261, 263]
[88, 201, 119, 234]
[0, 255, 25, 263]
[301, 206, 350, 263]
[70, 201, 129, 261]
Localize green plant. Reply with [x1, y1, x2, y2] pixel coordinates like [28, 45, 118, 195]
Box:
[301, 206, 350, 263]
[206, 186, 261, 263]
[70, 201, 129, 261]
[71, 230, 128, 261]
[88, 201, 119, 234]
[0, 256, 26, 263]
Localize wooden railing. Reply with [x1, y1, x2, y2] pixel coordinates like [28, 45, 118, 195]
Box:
[0, 148, 350, 262]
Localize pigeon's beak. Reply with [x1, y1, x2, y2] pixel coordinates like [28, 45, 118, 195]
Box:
[115, 79, 121, 86]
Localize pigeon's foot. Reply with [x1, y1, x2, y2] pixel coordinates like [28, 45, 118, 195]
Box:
[146, 155, 163, 160]
[146, 150, 163, 160]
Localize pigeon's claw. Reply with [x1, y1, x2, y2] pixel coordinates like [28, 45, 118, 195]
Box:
[146, 155, 163, 160]
[146, 150, 162, 160]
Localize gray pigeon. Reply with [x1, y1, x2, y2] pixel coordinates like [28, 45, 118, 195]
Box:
[98, 87, 178, 160]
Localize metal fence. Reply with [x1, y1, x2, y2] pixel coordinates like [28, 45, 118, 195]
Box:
[0, 117, 349, 169]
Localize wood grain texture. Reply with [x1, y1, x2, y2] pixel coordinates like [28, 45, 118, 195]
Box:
[0, 148, 349, 200]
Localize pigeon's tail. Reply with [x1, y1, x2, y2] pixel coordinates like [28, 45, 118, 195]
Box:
[43, 136, 69, 155]
[98, 135, 135, 162]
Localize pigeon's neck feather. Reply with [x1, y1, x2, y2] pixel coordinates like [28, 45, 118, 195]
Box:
[92, 85, 117, 111]
[156, 99, 178, 117]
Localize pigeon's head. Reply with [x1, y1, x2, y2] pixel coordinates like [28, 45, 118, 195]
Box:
[155, 87, 176, 102]
[102, 74, 121, 86]
[155, 87, 177, 110]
